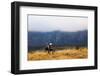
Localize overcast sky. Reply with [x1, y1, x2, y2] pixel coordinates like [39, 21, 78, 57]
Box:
[28, 15, 88, 32]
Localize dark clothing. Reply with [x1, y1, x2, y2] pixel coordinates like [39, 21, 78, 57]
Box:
[45, 45, 55, 54]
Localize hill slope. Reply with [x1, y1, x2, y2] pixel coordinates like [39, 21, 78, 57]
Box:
[28, 30, 88, 51]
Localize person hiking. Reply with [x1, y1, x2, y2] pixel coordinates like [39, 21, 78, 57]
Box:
[45, 43, 55, 54]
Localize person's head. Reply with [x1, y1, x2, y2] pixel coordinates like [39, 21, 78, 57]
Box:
[49, 43, 53, 46]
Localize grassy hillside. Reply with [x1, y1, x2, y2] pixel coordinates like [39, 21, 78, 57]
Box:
[28, 47, 88, 61]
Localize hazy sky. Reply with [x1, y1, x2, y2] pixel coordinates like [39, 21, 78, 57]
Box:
[28, 15, 88, 32]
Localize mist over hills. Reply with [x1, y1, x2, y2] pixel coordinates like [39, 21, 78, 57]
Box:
[28, 30, 88, 50]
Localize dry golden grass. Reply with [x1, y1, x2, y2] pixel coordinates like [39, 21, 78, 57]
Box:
[28, 48, 88, 61]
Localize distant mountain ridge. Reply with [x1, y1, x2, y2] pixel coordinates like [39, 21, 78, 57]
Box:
[28, 30, 88, 50]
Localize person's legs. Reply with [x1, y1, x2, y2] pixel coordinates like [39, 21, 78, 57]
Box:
[48, 50, 50, 54]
